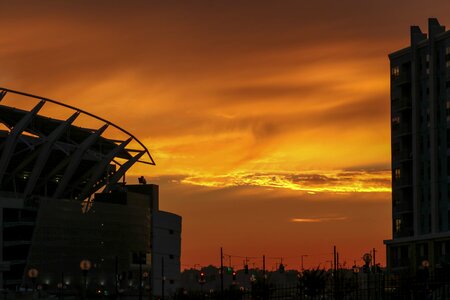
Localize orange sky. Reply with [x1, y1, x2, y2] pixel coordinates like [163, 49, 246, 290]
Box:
[1, 0, 450, 270]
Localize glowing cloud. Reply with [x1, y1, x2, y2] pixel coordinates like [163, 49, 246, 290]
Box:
[291, 217, 348, 223]
[181, 170, 391, 193]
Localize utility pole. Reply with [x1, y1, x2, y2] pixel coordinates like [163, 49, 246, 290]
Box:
[301, 255, 308, 271]
[263, 255, 266, 286]
[333, 246, 337, 298]
[139, 256, 143, 300]
[161, 256, 165, 300]
[115, 256, 119, 299]
[220, 247, 224, 299]
[373, 248, 376, 267]
[333, 246, 337, 273]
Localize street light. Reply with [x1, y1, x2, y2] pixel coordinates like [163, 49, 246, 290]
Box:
[80, 259, 91, 299]
[422, 260, 430, 291]
[143, 271, 151, 300]
[57, 282, 64, 300]
[27, 268, 39, 296]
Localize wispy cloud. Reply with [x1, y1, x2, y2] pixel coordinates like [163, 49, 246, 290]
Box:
[291, 217, 347, 223]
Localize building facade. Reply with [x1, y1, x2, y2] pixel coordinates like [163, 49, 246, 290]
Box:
[385, 18, 450, 274]
[24, 184, 181, 297]
[0, 87, 181, 297]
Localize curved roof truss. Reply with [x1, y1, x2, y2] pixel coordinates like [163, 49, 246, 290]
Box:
[0, 87, 155, 201]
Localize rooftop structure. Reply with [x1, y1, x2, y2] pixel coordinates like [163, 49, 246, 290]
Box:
[0, 87, 154, 202]
[0, 87, 181, 297]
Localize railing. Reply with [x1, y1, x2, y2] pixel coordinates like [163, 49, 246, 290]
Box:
[393, 201, 413, 214]
[392, 177, 413, 188]
[392, 72, 411, 85]
[392, 97, 412, 111]
[392, 150, 413, 162]
[392, 124, 412, 137]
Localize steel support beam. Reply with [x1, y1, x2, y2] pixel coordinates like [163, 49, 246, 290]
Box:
[102, 151, 145, 194]
[23, 112, 79, 198]
[0, 101, 45, 184]
[76, 138, 132, 201]
[0, 90, 6, 101]
[52, 124, 108, 199]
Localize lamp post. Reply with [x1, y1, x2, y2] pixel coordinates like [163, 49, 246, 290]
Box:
[362, 253, 372, 300]
[57, 282, 63, 300]
[143, 271, 151, 300]
[422, 260, 430, 296]
[198, 271, 206, 299]
[57, 272, 64, 300]
[80, 259, 92, 300]
[352, 265, 359, 298]
[27, 268, 39, 297]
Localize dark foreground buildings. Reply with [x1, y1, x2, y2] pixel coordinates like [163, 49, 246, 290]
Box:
[0, 88, 181, 297]
[385, 18, 450, 275]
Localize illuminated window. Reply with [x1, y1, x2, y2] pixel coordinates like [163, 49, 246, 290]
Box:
[392, 116, 400, 125]
[447, 100, 450, 121]
[395, 219, 402, 233]
[391, 66, 400, 78]
[394, 168, 401, 180]
[426, 54, 430, 62]
[446, 47, 450, 55]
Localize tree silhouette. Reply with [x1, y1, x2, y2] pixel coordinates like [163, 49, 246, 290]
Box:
[300, 268, 328, 298]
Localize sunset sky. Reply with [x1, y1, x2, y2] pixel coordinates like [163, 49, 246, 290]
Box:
[1, 0, 450, 270]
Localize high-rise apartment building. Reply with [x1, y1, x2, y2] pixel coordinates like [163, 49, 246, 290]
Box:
[385, 18, 450, 274]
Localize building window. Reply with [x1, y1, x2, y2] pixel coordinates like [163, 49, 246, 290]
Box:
[395, 218, 402, 233]
[169, 254, 174, 259]
[447, 159, 450, 176]
[169, 229, 174, 235]
[170, 279, 175, 284]
[391, 66, 400, 78]
[394, 168, 401, 180]
[392, 116, 400, 125]
[446, 46, 450, 55]
[447, 101, 450, 122]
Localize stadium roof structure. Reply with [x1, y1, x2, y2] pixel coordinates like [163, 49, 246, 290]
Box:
[0, 87, 154, 202]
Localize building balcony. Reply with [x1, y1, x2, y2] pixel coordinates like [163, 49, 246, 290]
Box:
[392, 150, 413, 162]
[393, 201, 413, 214]
[394, 228, 414, 239]
[392, 97, 412, 111]
[393, 177, 413, 189]
[3, 221, 35, 228]
[392, 72, 411, 86]
[391, 257, 411, 269]
[392, 125, 412, 137]
[3, 240, 31, 247]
